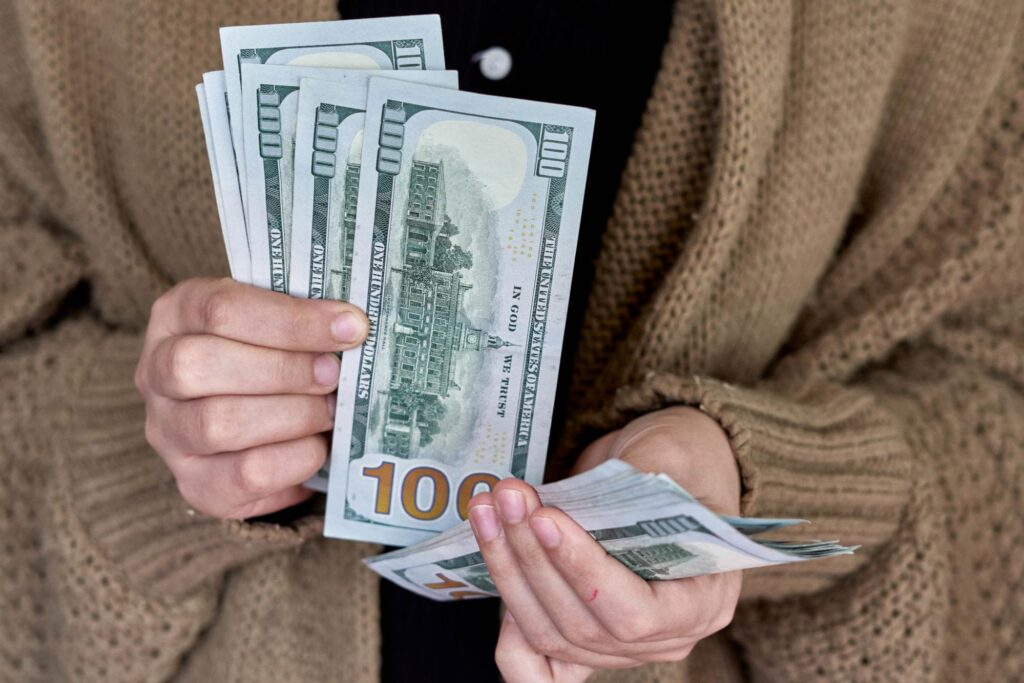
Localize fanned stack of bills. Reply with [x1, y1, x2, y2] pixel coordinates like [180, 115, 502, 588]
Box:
[196, 14, 594, 541]
[366, 460, 856, 601]
[196, 15, 853, 594]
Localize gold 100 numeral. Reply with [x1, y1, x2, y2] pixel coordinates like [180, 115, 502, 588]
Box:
[362, 463, 500, 521]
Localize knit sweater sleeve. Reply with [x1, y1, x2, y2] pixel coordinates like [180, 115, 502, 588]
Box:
[0, 203, 325, 591]
[600, 206, 1024, 600]
[0, 62, 320, 610]
[607, 334, 1022, 599]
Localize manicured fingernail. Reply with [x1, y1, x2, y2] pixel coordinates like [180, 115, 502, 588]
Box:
[331, 312, 366, 344]
[314, 354, 340, 385]
[496, 489, 526, 524]
[469, 505, 501, 542]
[530, 516, 561, 548]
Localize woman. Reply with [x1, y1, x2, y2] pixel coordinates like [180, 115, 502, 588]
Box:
[1, 1, 1021, 681]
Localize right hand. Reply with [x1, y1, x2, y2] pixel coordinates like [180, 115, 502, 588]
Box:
[134, 277, 369, 519]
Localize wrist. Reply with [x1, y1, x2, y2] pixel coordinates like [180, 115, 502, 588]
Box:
[613, 406, 742, 516]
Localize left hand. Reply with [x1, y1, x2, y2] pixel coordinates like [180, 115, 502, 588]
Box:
[467, 406, 743, 682]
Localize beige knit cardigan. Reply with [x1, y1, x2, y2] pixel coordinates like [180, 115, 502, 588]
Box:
[1, 0, 1021, 681]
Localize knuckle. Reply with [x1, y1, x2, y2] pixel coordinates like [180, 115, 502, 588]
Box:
[197, 281, 235, 334]
[528, 631, 568, 659]
[609, 611, 658, 643]
[493, 641, 516, 674]
[513, 538, 549, 570]
[175, 478, 212, 516]
[160, 336, 205, 396]
[301, 435, 329, 471]
[232, 451, 276, 497]
[192, 399, 234, 452]
[149, 290, 173, 324]
[133, 359, 148, 394]
[143, 412, 164, 451]
[563, 618, 606, 650]
[555, 541, 590, 578]
[274, 351, 304, 388]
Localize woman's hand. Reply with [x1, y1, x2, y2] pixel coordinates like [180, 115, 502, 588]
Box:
[134, 277, 368, 519]
[468, 407, 743, 682]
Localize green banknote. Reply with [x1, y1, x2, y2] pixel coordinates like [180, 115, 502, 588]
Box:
[199, 71, 252, 283]
[365, 460, 854, 601]
[220, 15, 446, 232]
[289, 72, 459, 301]
[325, 80, 595, 545]
[239, 65, 456, 292]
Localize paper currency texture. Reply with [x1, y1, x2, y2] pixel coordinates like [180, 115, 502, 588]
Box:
[220, 15, 446, 224]
[365, 460, 854, 601]
[201, 71, 252, 283]
[326, 80, 595, 545]
[289, 72, 458, 301]
[240, 66, 459, 293]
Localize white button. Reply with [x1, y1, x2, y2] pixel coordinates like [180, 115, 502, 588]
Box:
[474, 46, 513, 80]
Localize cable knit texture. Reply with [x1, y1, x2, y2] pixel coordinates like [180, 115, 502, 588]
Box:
[0, 1, 1020, 681]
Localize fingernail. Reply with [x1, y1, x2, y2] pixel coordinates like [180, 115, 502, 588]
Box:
[469, 505, 501, 542]
[496, 489, 526, 524]
[529, 516, 561, 548]
[314, 354, 340, 385]
[331, 312, 366, 344]
[326, 393, 337, 419]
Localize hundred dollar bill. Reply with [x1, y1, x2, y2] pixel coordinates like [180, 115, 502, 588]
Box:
[289, 72, 459, 300]
[196, 84, 233, 274]
[200, 72, 252, 283]
[221, 15, 446, 223]
[365, 460, 855, 601]
[325, 80, 596, 545]
[240, 66, 458, 293]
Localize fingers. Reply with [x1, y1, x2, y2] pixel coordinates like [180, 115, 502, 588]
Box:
[154, 277, 368, 352]
[136, 277, 356, 523]
[151, 393, 334, 456]
[492, 481, 631, 650]
[468, 493, 639, 670]
[525, 503, 659, 639]
[226, 484, 318, 520]
[145, 334, 341, 399]
[532, 504, 731, 643]
[492, 480, 693, 656]
[495, 614, 594, 683]
[171, 434, 327, 519]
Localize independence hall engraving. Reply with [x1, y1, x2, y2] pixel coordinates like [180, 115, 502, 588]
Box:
[382, 160, 510, 456]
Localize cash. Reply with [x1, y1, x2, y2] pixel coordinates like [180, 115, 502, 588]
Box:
[365, 459, 856, 601]
[324, 79, 595, 545]
[193, 17, 854, 586]
[199, 72, 252, 283]
[239, 66, 459, 293]
[288, 71, 458, 300]
[220, 15, 446, 230]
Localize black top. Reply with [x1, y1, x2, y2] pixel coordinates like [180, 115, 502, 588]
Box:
[337, 2, 675, 680]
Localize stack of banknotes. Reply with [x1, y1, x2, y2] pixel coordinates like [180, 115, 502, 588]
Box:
[196, 15, 853, 596]
[368, 460, 855, 601]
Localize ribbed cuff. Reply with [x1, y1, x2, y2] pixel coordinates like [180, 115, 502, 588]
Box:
[58, 330, 322, 598]
[604, 373, 912, 584]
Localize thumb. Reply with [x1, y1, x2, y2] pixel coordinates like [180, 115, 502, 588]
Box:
[571, 430, 620, 475]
